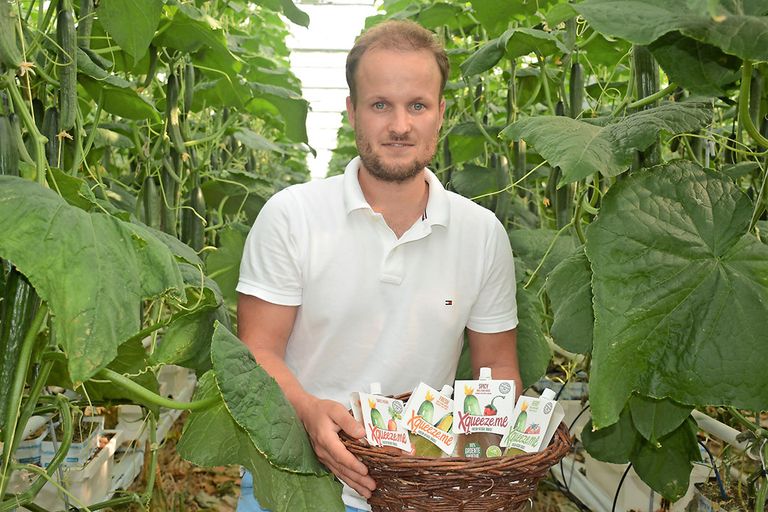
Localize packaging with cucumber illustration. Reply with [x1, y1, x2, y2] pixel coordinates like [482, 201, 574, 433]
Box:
[359, 392, 411, 452]
[453, 367, 516, 458]
[403, 383, 456, 456]
[501, 388, 564, 454]
[350, 382, 382, 423]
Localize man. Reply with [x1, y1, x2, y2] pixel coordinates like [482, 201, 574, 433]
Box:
[236, 19, 521, 512]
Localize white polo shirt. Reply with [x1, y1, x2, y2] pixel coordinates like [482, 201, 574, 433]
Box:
[238, 156, 518, 403]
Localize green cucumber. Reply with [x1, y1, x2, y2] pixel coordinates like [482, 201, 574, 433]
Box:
[463, 394, 481, 416]
[370, 408, 386, 430]
[77, 0, 93, 48]
[417, 399, 434, 423]
[0, 0, 22, 71]
[183, 62, 195, 114]
[181, 185, 206, 251]
[0, 114, 19, 176]
[0, 268, 40, 426]
[57, 0, 77, 131]
[569, 61, 583, 119]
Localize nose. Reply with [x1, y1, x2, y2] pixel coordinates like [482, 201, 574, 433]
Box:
[388, 107, 411, 137]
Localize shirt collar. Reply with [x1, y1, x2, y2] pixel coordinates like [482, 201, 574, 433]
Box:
[342, 156, 450, 227]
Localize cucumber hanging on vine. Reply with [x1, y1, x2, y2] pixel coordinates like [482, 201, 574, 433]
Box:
[183, 62, 195, 114]
[181, 185, 206, 252]
[631, 45, 661, 169]
[0, 0, 23, 71]
[749, 68, 763, 130]
[165, 69, 187, 156]
[141, 176, 162, 230]
[0, 268, 40, 427]
[42, 107, 60, 167]
[77, 0, 94, 49]
[57, 0, 77, 131]
[569, 61, 584, 119]
[0, 114, 19, 176]
[140, 45, 158, 89]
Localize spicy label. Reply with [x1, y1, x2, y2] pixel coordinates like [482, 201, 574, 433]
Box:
[453, 378, 516, 436]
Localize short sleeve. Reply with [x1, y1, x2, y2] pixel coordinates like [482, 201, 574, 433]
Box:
[466, 218, 518, 332]
[236, 189, 304, 306]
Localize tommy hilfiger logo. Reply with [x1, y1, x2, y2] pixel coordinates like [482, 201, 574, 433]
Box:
[445, 299, 453, 306]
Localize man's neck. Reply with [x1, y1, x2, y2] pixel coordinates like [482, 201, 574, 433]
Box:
[358, 165, 429, 238]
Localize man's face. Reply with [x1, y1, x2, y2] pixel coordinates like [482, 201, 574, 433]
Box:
[346, 48, 446, 183]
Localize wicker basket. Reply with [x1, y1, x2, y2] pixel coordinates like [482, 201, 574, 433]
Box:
[341, 394, 572, 512]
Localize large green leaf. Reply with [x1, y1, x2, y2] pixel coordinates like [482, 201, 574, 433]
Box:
[648, 32, 741, 96]
[501, 102, 712, 185]
[205, 224, 248, 309]
[96, 0, 162, 64]
[628, 395, 692, 444]
[446, 123, 501, 164]
[201, 170, 272, 224]
[235, 129, 287, 154]
[516, 285, 552, 387]
[178, 372, 344, 512]
[574, 0, 768, 61]
[414, 3, 466, 30]
[581, 405, 639, 464]
[77, 47, 160, 121]
[154, 4, 228, 54]
[249, 84, 309, 144]
[632, 419, 701, 501]
[256, 0, 310, 28]
[582, 404, 699, 501]
[461, 28, 569, 76]
[585, 160, 768, 427]
[210, 323, 326, 475]
[508, 229, 579, 292]
[0, 177, 184, 383]
[152, 265, 229, 374]
[472, 0, 535, 36]
[546, 248, 594, 354]
[451, 164, 499, 199]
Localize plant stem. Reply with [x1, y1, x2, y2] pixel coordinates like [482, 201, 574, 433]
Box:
[740, 61, 768, 149]
[0, 395, 72, 512]
[538, 55, 555, 114]
[2, 73, 47, 184]
[96, 368, 218, 411]
[626, 82, 677, 110]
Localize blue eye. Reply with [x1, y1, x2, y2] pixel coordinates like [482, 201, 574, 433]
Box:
[374, 102, 386, 110]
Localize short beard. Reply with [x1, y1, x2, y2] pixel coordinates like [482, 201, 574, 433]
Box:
[356, 137, 434, 184]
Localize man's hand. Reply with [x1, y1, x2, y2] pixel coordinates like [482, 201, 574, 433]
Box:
[297, 396, 376, 498]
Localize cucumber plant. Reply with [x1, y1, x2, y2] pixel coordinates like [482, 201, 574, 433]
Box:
[0, 0, 348, 510]
[358, 0, 768, 508]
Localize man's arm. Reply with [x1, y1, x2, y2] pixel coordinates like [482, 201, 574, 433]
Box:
[237, 293, 375, 498]
[467, 328, 522, 398]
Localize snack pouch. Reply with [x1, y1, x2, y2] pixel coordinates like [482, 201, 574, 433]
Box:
[501, 388, 564, 453]
[359, 392, 411, 452]
[454, 367, 516, 436]
[403, 383, 456, 456]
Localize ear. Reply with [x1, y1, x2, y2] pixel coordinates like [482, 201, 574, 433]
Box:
[438, 97, 446, 129]
[346, 96, 356, 129]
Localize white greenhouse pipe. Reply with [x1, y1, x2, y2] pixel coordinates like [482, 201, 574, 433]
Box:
[692, 410, 750, 453]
